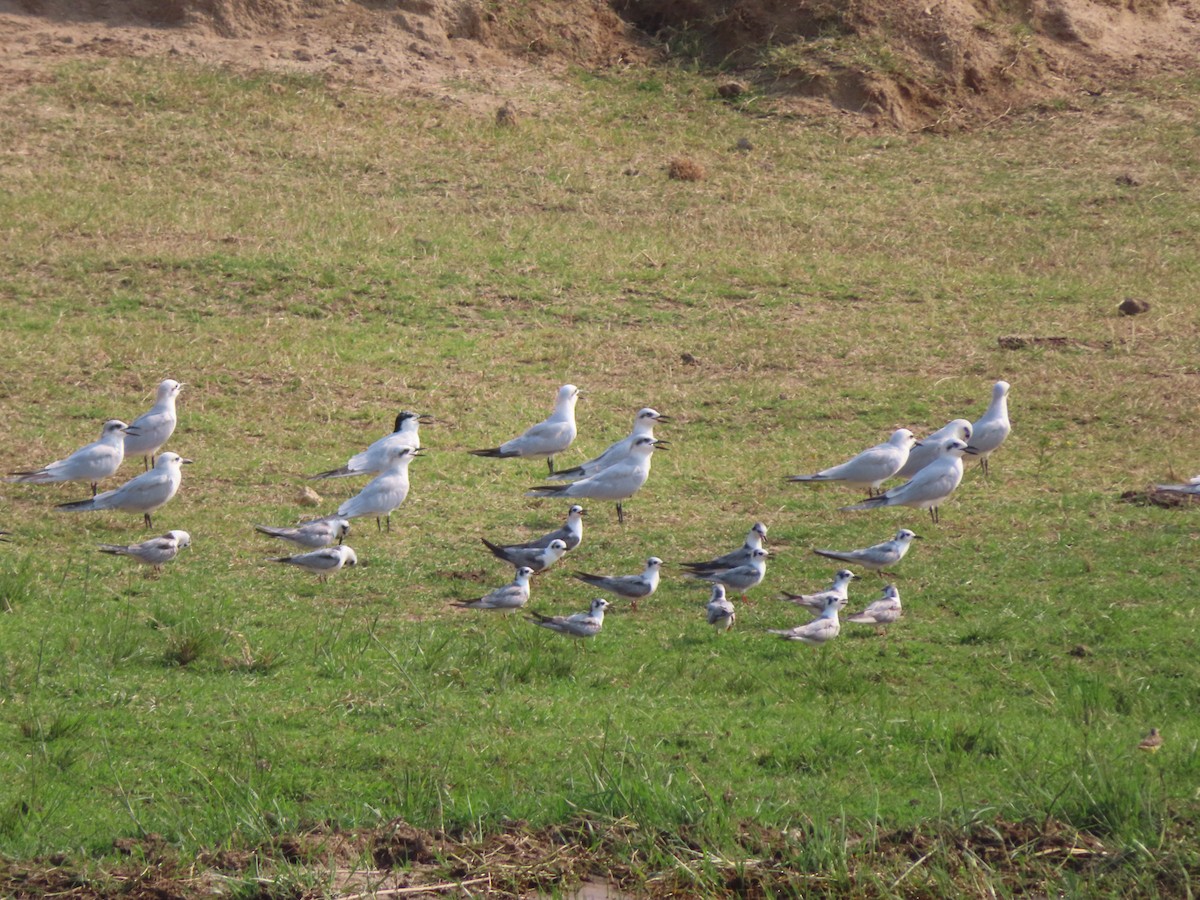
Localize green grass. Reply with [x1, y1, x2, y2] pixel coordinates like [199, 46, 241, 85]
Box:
[1, 57, 1199, 895]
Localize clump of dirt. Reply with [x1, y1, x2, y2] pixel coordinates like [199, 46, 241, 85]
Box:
[1, 0, 1198, 128]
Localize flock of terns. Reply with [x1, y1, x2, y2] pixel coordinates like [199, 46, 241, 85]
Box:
[1, 376, 1037, 648]
[5, 372, 1192, 649]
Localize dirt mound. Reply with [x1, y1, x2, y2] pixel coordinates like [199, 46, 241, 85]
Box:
[617, 0, 1200, 128]
[0, 0, 1198, 127]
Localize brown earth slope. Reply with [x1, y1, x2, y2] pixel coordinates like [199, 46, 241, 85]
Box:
[1, 0, 1198, 127]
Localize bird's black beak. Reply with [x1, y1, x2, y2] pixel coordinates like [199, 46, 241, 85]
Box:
[964, 446, 980, 455]
[124, 426, 140, 436]
[417, 415, 436, 425]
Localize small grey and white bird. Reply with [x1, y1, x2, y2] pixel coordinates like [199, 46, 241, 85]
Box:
[269, 544, 358, 581]
[840, 439, 971, 524]
[787, 428, 916, 495]
[527, 436, 664, 524]
[706, 584, 736, 633]
[56, 451, 192, 528]
[453, 566, 533, 611]
[336, 446, 419, 532]
[480, 537, 569, 573]
[527, 597, 610, 639]
[470, 384, 580, 474]
[309, 411, 433, 480]
[967, 380, 1011, 477]
[895, 419, 972, 480]
[6, 419, 134, 496]
[780, 568, 859, 614]
[490, 505, 585, 552]
[846, 584, 903, 633]
[1154, 476, 1200, 495]
[768, 595, 846, 646]
[813, 529, 920, 577]
[547, 407, 668, 482]
[572, 557, 661, 611]
[688, 547, 768, 599]
[681, 522, 768, 574]
[255, 517, 350, 550]
[98, 529, 191, 573]
[124, 379, 183, 470]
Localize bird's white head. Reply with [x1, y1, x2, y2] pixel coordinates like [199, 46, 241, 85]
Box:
[568, 504, 585, 518]
[943, 439, 970, 457]
[890, 428, 916, 449]
[709, 583, 727, 601]
[752, 522, 769, 539]
[993, 381, 1011, 399]
[548, 539, 568, 552]
[646, 557, 663, 569]
[155, 452, 193, 470]
[341, 547, 359, 566]
[896, 529, 919, 543]
[557, 384, 580, 408]
[516, 566, 534, 580]
[158, 379, 183, 401]
[835, 568, 859, 583]
[590, 598, 610, 615]
[165, 529, 192, 548]
[103, 419, 131, 436]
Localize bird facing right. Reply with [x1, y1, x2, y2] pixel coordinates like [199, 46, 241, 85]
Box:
[967, 380, 1011, 477]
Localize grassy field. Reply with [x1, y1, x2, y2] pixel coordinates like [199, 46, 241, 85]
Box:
[1, 59, 1199, 897]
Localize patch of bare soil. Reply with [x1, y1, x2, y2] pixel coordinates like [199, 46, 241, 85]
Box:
[0, 1, 1198, 127]
[0, 815, 1184, 898]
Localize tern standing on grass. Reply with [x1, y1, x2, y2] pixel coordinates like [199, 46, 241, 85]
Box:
[682, 522, 768, 574]
[486, 505, 585, 553]
[896, 419, 972, 480]
[255, 517, 351, 550]
[6, 419, 133, 496]
[547, 407, 668, 482]
[470, 384, 580, 474]
[310, 410, 433, 480]
[528, 597, 610, 639]
[56, 451, 192, 528]
[787, 429, 916, 495]
[706, 584, 736, 633]
[780, 568, 859, 614]
[688, 547, 769, 601]
[840, 439, 970, 524]
[769, 595, 846, 646]
[98, 529, 191, 574]
[967, 381, 1011, 477]
[847, 584, 903, 634]
[336, 446, 419, 532]
[270, 544, 358, 582]
[453, 566, 534, 612]
[124, 379, 183, 470]
[813, 529, 920, 577]
[572, 557, 662, 611]
[526, 436, 664, 524]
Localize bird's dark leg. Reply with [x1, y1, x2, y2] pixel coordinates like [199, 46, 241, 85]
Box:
[547, 457, 555, 475]
[616, 502, 624, 525]
[386, 514, 391, 533]
[144, 512, 152, 528]
[981, 457, 990, 478]
[90, 482, 98, 496]
[929, 507, 938, 525]
[142, 456, 150, 471]
[376, 517, 382, 532]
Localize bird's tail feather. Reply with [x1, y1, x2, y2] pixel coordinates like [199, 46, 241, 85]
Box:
[526, 486, 567, 498]
[839, 496, 887, 512]
[470, 448, 517, 459]
[55, 498, 97, 512]
[309, 467, 354, 480]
